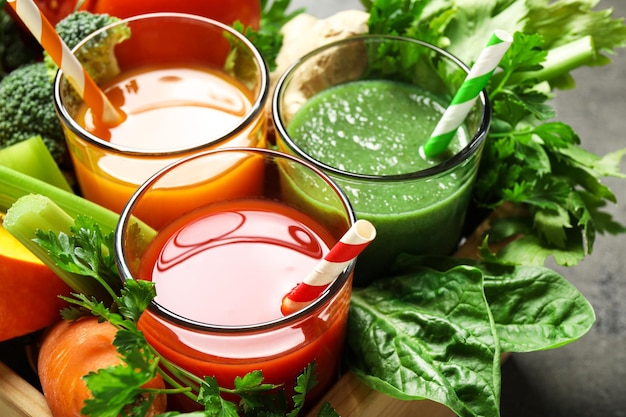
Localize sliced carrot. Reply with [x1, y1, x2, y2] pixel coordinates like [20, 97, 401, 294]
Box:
[37, 316, 167, 417]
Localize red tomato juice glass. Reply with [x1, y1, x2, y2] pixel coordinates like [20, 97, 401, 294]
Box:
[53, 13, 269, 219]
[114, 148, 358, 412]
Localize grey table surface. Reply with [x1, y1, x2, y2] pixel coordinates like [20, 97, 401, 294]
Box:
[287, 1, 626, 416]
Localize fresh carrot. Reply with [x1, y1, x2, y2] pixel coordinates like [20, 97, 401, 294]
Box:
[37, 316, 167, 417]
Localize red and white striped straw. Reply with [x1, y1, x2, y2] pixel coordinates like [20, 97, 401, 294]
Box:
[281, 219, 376, 315]
[8, 0, 123, 126]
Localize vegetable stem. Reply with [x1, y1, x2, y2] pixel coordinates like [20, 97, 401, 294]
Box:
[0, 165, 125, 302]
[3, 194, 114, 302]
[152, 352, 202, 401]
[0, 164, 119, 232]
[496, 36, 596, 87]
[0, 136, 73, 193]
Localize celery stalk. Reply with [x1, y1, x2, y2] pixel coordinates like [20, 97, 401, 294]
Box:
[0, 164, 119, 232]
[1, 165, 157, 303]
[493, 36, 596, 88]
[0, 165, 120, 301]
[3, 194, 114, 302]
[0, 136, 73, 193]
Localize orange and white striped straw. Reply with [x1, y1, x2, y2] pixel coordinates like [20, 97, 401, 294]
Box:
[7, 0, 123, 126]
[281, 219, 376, 315]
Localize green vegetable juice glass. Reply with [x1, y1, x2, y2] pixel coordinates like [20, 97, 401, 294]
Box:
[273, 35, 491, 285]
[54, 13, 269, 215]
[115, 147, 357, 411]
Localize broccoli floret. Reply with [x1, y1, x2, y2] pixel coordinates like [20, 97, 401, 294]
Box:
[56, 11, 123, 51]
[0, 10, 131, 170]
[0, 62, 67, 164]
[44, 11, 131, 83]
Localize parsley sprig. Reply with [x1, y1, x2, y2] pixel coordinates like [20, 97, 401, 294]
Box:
[476, 31, 626, 266]
[34, 215, 337, 417]
[363, 0, 626, 267]
[235, 0, 305, 71]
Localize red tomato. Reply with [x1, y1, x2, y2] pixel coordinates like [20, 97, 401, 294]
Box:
[78, 0, 261, 29]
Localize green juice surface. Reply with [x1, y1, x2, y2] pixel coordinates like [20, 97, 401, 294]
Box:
[288, 79, 462, 176]
[285, 79, 480, 284]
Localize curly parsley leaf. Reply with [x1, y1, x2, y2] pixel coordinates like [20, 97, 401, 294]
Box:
[288, 363, 318, 417]
[235, 0, 304, 71]
[34, 214, 121, 304]
[117, 278, 156, 323]
[362, 0, 626, 267]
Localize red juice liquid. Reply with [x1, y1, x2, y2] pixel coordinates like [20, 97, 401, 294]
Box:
[136, 198, 353, 408]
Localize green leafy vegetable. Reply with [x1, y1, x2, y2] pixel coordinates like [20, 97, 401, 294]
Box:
[347, 265, 501, 417]
[235, 0, 305, 71]
[35, 214, 122, 305]
[362, 0, 626, 266]
[393, 255, 596, 352]
[348, 255, 595, 417]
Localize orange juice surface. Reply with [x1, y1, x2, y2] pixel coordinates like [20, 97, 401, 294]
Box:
[78, 64, 254, 149]
[69, 64, 266, 213]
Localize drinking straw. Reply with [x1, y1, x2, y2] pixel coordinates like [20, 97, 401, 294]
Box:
[421, 29, 513, 158]
[7, 0, 123, 126]
[281, 219, 376, 315]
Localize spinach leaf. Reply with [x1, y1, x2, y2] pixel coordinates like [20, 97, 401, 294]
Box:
[482, 264, 595, 352]
[393, 255, 596, 352]
[347, 257, 596, 417]
[346, 265, 501, 417]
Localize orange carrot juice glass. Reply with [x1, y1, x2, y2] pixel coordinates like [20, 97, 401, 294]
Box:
[115, 148, 357, 410]
[54, 13, 269, 215]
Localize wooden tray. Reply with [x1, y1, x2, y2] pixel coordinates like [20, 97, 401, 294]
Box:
[0, 205, 516, 417]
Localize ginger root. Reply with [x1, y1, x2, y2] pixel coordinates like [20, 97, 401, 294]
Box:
[268, 10, 369, 129]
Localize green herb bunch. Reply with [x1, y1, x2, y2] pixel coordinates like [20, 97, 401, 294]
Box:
[363, 0, 626, 267]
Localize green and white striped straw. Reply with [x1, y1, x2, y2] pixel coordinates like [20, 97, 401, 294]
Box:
[422, 29, 513, 158]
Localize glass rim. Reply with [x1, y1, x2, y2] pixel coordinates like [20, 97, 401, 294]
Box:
[53, 12, 270, 156]
[114, 147, 358, 333]
[272, 34, 492, 181]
